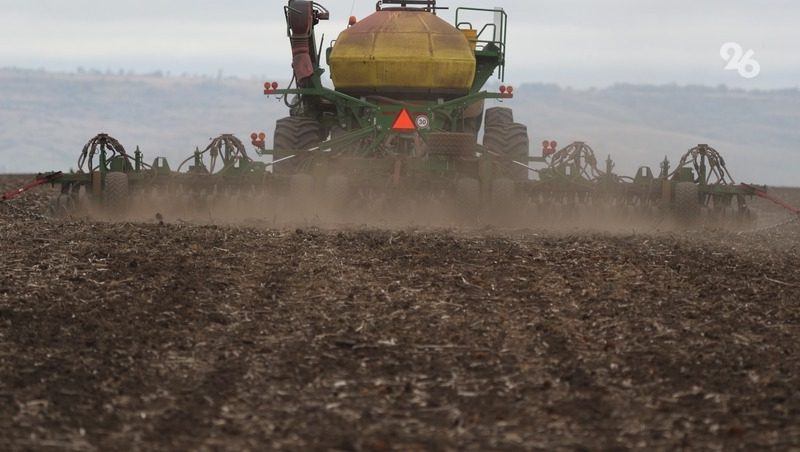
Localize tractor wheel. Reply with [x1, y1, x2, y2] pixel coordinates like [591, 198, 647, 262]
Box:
[104, 172, 129, 216]
[482, 125, 504, 153]
[273, 117, 325, 174]
[483, 122, 530, 181]
[674, 182, 700, 225]
[484, 107, 514, 129]
[504, 122, 530, 162]
[455, 177, 480, 223]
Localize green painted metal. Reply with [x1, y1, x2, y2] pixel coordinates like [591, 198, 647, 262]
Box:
[40, 2, 776, 225]
[455, 7, 508, 89]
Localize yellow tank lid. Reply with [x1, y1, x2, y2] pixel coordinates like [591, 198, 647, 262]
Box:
[329, 10, 476, 99]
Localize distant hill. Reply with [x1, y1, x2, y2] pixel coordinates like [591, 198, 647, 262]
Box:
[514, 83, 800, 185]
[0, 68, 284, 175]
[1, 68, 798, 185]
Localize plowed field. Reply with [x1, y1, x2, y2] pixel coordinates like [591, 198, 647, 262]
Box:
[1, 176, 799, 450]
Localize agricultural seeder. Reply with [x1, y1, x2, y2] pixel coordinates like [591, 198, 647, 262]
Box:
[6, 0, 797, 226]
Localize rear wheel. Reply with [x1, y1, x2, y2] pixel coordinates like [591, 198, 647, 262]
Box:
[483, 122, 530, 181]
[484, 107, 514, 129]
[273, 117, 325, 174]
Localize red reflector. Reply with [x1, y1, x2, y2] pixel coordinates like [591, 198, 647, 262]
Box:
[391, 109, 416, 131]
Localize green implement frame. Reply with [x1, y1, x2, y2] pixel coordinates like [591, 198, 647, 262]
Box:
[32, 1, 798, 226]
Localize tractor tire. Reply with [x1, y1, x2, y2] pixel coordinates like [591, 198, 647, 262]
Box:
[484, 107, 514, 129]
[104, 172, 129, 216]
[674, 182, 700, 225]
[503, 122, 530, 162]
[482, 125, 504, 153]
[483, 122, 530, 181]
[273, 117, 325, 174]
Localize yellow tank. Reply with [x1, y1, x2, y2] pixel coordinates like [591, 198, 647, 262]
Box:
[328, 10, 476, 98]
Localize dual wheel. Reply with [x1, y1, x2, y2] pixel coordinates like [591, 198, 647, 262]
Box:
[49, 172, 130, 218]
[482, 107, 530, 181]
[673, 182, 754, 226]
[273, 117, 326, 174]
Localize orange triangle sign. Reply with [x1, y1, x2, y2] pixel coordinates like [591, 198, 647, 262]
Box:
[392, 109, 416, 131]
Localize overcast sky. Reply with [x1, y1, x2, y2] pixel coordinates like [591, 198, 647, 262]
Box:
[0, 0, 798, 89]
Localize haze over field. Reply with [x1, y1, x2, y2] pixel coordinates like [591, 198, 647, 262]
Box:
[0, 69, 798, 185]
[0, 1, 797, 184]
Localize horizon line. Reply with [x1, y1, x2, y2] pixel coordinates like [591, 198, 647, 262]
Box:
[2, 66, 799, 93]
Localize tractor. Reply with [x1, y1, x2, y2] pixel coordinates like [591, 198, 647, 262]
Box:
[263, 0, 532, 218]
[20, 0, 794, 227]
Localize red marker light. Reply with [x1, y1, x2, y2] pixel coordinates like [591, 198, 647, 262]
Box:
[349, 15, 358, 26]
[258, 132, 267, 141]
[264, 82, 271, 91]
[542, 140, 550, 148]
[550, 141, 558, 150]
[507, 86, 514, 94]
[250, 132, 259, 141]
[271, 82, 279, 90]
[499, 85, 507, 93]
[391, 109, 416, 132]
